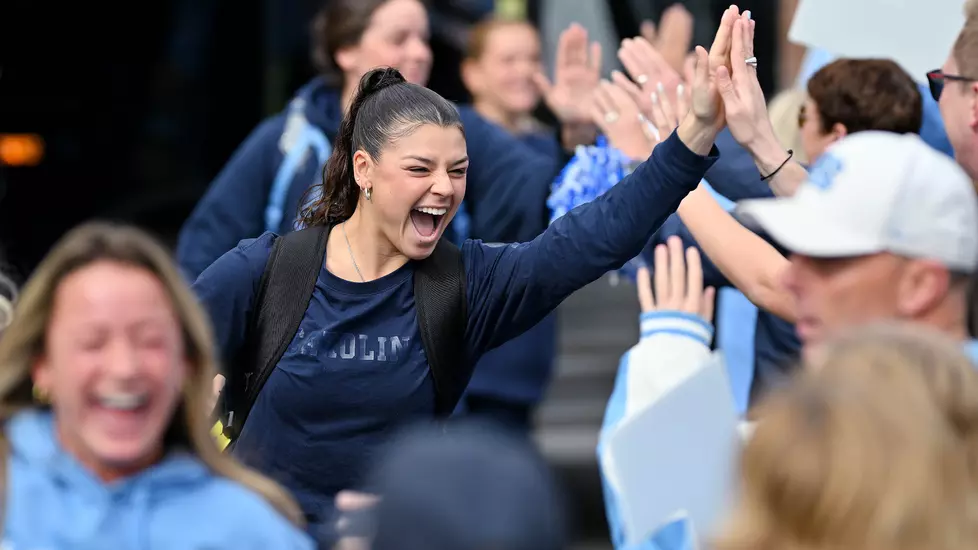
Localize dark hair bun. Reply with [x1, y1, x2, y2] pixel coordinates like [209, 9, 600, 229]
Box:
[359, 67, 407, 97]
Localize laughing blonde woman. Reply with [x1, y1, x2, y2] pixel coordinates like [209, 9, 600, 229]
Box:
[0, 222, 313, 549]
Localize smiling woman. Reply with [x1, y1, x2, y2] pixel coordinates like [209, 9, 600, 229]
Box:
[192, 17, 729, 537]
[297, 68, 466, 268]
[0, 222, 313, 549]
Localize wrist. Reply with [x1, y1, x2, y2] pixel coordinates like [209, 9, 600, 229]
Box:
[749, 132, 791, 175]
[677, 115, 720, 156]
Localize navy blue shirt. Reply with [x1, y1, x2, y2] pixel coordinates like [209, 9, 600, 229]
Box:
[191, 131, 718, 529]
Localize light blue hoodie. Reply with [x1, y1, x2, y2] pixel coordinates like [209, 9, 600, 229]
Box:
[3, 410, 314, 550]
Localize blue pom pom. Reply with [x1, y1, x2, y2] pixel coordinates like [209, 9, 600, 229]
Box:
[547, 136, 643, 278]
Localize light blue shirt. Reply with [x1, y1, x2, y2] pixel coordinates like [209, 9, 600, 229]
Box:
[3, 410, 314, 550]
[599, 332, 978, 550]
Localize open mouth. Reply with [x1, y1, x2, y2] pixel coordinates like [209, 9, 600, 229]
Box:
[91, 391, 152, 430]
[410, 206, 448, 240]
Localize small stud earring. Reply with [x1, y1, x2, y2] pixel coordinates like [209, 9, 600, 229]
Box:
[364, 188, 372, 201]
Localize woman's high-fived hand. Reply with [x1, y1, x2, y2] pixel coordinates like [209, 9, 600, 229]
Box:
[715, 12, 777, 150]
[687, 5, 741, 131]
[590, 80, 656, 160]
[534, 23, 602, 124]
[637, 236, 715, 322]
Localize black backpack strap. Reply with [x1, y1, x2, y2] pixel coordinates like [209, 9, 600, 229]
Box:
[414, 240, 469, 415]
[222, 225, 329, 440]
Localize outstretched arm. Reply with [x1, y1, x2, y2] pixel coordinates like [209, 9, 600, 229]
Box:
[464, 120, 719, 355]
[462, 6, 745, 357]
[677, 184, 796, 322]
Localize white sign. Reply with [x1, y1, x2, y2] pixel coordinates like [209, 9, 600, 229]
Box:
[606, 354, 741, 546]
[788, 0, 967, 79]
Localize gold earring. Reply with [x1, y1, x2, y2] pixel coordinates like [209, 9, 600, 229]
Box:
[33, 385, 49, 404]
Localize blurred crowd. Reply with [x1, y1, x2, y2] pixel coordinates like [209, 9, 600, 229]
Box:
[2, 0, 978, 549]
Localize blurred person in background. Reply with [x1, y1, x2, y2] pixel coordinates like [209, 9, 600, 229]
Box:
[810, 323, 978, 486]
[176, 0, 604, 282]
[0, 223, 312, 549]
[715, 349, 976, 550]
[731, 131, 978, 360]
[937, 5, 978, 180]
[362, 420, 565, 550]
[455, 17, 561, 431]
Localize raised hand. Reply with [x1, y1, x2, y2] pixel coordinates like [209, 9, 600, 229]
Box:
[637, 235, 715, 322]
[715, 12, 776, 149]
[639, 4, 694, 75]
[616, 36, 683, 116]
[534, 23, 602, 124]
[687, 5, 741, 131]
[590, 80, 656, 160]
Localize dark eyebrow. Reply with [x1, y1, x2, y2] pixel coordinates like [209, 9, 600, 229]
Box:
[402, 155, 469, 167]
[403, 155, 433, 164]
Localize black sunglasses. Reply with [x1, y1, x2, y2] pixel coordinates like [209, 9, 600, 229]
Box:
[927, 69, 977, 101]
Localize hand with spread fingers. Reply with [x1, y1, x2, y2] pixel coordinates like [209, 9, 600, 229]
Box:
[616, 36, 684, 116]
[715, 11, 777, 150]
[639, 4, 695, 76]
[590, 80, 656, 160]
[534, 23, 602, 124]
[637, 236, 715, 322]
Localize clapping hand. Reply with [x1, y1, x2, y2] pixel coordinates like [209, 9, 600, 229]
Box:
[590, 80, 656, 160]
[534, 23, 602, 124]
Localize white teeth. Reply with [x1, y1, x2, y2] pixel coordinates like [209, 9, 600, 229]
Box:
[97, 393, 148, 411]
[415, 207, 448, 216]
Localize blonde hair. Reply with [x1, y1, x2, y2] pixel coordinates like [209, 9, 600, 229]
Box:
[0, 222, 304, 527]
[810, 323, 978, 483]
[715, 332, 976, 550]
[767, 88, 808, 165]
[463, 17, 536, 61]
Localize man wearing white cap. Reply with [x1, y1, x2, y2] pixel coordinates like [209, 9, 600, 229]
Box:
[737, 131, 978, 359]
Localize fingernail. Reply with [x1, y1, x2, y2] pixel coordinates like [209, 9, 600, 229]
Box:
[744, 10, 752, 20]
[651, 92, 659, 104]
[657, 81, 665, 94]
[677, 83, 684, 97]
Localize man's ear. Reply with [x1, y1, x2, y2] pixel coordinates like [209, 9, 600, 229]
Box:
[830, 122, 849, 142]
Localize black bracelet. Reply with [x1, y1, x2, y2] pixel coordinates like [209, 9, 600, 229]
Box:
[760, 149, 794, 181]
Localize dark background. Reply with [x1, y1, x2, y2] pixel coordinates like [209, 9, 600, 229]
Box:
[0, 0, 781, 283]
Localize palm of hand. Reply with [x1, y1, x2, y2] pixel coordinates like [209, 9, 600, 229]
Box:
[689, 55, 726, 127]
[550, 67, 599, 121]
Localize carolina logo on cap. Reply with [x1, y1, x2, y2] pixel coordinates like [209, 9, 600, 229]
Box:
[808, 154, 843, 191]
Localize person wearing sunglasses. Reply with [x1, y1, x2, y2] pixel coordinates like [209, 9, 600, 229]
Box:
[934, 11, 978, 181]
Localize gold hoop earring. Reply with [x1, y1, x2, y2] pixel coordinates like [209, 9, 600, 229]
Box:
[33, 385, 49, 404]
[364, 188, 372, 201]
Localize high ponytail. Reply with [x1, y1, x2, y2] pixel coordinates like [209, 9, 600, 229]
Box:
[298, 67, 463, 228]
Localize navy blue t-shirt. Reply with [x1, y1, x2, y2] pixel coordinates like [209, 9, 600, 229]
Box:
[191, 131, 718, 530]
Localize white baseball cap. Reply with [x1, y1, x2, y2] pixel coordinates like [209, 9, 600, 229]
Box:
[736, 132, 978, 272]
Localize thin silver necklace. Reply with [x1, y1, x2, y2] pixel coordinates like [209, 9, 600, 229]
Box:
[342, 222, 365, 282]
